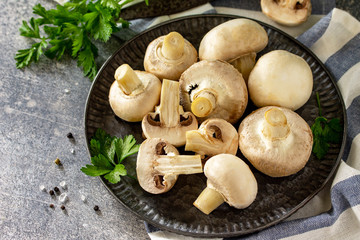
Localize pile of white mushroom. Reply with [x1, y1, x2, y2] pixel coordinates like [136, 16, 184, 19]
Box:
[108, 18, 314, 215]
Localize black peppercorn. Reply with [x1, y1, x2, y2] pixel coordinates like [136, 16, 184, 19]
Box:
[61, 205, 66, 210]
[54, 187, 60, 193]
[93, 205, 99, 211]
[49, 204, 54, 208]
[66, 132, 74, 139]
[49, 190, 55, 196]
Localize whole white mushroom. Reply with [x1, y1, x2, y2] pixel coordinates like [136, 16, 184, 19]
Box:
[199, 18, 268, 81]
[238, 106, 313, 177]
[144, 32, 198, 81]
[261, 0, 312, 26]
[109, 64, 161, 122]
[193, 154, 258, 215]
[179, 60, 248, 124]
[248, 50, 313, 111]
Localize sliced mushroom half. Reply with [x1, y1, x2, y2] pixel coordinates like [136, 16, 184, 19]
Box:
[185, 118, 238, 156]
[261, 0, 312, 26]
[142, 79, 198, 147]
[179, 60, 248, 124]
[136, 138, 203, 194]
[238, 106, 313, 177]
[144, 31, 198, 80]
[109, 64, 161, 122]
[199, 19, 268, 81]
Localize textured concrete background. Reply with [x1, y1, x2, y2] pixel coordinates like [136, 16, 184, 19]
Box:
[0, 0, 148, 239]
[0, 1, 358, 240]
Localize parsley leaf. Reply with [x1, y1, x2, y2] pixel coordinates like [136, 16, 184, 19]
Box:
[90, 128, 117, 165]
[48, 4, 82, 26]
[104, 164, 127, 183]
[312, 135, 329, 160]
[84, 3, 113, 41]
[33, 4, 53, 25]
[19, 18, 40, 38]
[15, 40, 47, 69]
[80, 165, 112, 176]
[101, 0, 122, 10]
[45, 38, 72, 60]
[116, 135, 140, 163]
[81, 154, 114, 176]
[311, 92, 342, 159]
[16, 0, 147, 79]
[62, 23, 84, 57]
[77, 43, 98, 79]
[82, 128, 140, 184]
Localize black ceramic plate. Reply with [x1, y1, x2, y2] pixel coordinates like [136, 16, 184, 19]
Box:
[84, 15, 347, 238]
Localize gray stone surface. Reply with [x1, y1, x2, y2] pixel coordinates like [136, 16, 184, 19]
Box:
[0, 0, 148, 239]
[0, 0, 358, 239]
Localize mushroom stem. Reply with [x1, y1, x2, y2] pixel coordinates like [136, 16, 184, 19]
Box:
[115, 64, 144, 95]
[161, 32, 185, 60]
[155, 155, 203, 175]
[193, 187, 224, 215]
[229, 52, 256, 82]
[185, 130, 221, 155]
[262, 108, 290, 140]
[191, 91, 217, 118]
[157, 79, 180, 127]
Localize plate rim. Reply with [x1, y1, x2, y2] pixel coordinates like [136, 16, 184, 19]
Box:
[83, 13, 348, 238]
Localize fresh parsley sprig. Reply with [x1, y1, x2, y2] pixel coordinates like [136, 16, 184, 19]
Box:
[311, 92, 342, 159]
[81, 128, 140, 184]
[15, 0, 149, 79]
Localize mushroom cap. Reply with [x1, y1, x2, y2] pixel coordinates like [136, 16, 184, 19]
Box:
[185, 118, 239, 156]
[136, 138, 179, 194]
[238, 106, 313, 177]
[199, 18, 268, 62]
[144, 35, 198, 80]
[179, 60, 248, 124]
[204, 154, 258, 209]
[261, 0, 312, 26]
[109, 70, 161, 122]
[142, 112, 198, 147]
[248, 50, 313, 111]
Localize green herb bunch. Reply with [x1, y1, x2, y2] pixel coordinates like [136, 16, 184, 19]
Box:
[15, 0, 148, 79]
[311, 92, 342, 159]
[81, 128, 140, 184]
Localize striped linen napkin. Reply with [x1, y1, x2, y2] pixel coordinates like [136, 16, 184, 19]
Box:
[138, 2, 360, 240]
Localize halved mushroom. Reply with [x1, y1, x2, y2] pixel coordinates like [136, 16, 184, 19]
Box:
[199, 19, 268, 81]
[179, 60, 248, 124]
[185, 118, 238, 156]
[248, 50, 313, 111]
[261, 0, 312, 26]
[238, 106, 313, 177]
[109, 64, 161, 122]
[142, 79, 198, 147]
[136, 138, 203, 194]
[193, 154, 258, 214]
[144, 31, 198, 80]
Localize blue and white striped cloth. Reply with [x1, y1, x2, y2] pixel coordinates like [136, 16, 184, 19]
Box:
[134, 2, 360, 240]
